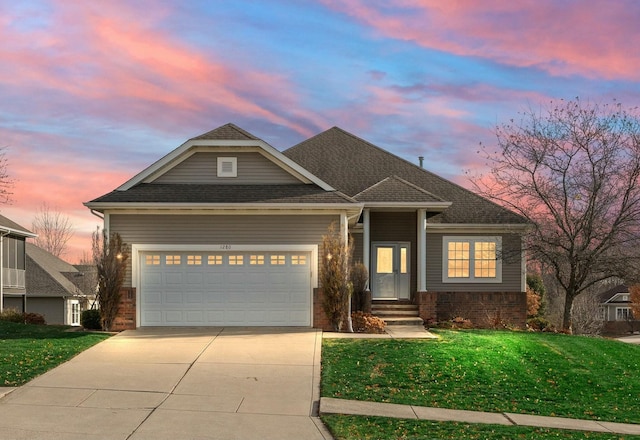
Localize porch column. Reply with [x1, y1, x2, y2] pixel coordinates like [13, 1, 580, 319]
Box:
[363, 209, 370, 274]
[340, 211, 348, 245]
[417, 209, 427, 291]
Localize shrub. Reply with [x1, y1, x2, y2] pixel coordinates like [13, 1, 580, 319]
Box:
[350, 262, 369, 312]
[527, 316, 552, 332]
[23, 313, 46, 325]
[0, 308, 24, 323]
[81, 309, 102, 330]
[320, 224, 353, 331]
[351, 311, 386, 334]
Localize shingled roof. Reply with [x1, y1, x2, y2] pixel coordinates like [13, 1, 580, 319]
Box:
[190, 123, 260, 141]
[0, 214, 35, 237]
[354, 176, 447, 204]
[26, 243, 81, 298]
[89, 184, 356, 205]
[283, 127, 527, 224]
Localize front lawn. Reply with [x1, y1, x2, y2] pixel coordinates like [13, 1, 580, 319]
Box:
[322, 330, 640, 424]
[0, 321, 111, 386]
[322, 415, 640, 440]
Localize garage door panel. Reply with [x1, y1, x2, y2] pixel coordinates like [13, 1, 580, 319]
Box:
[140, 250, 312, 326]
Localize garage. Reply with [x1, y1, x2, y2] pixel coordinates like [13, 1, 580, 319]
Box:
[139, 249, 313, 326]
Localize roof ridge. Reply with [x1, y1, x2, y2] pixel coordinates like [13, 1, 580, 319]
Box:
[191, 123, 260, 141]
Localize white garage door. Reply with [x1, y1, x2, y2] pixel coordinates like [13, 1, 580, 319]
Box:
[140, 250, 312, 326]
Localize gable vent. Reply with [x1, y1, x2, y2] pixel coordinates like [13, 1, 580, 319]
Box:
[217, 157, 237, 178]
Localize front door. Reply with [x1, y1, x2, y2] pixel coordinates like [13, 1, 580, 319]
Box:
[371, 242, 410, 300]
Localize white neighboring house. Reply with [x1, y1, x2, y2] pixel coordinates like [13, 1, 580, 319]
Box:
[25, 243, 96, 325]
[0, 214, 37, 313]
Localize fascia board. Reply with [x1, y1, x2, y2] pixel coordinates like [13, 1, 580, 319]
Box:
[0, 226, 37, 238]
[425, 223, 531, 233]
[84, 201, 364, 212]
[116, 139, 335, 192]
[363, 202, 452, 209]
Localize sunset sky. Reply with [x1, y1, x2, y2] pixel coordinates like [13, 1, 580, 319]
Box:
[2, 1, 640, 262]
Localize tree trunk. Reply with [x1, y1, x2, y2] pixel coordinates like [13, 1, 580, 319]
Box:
[562, 291, 576, 332]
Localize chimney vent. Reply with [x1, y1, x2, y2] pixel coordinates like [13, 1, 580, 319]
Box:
[418, 156, 424, 168]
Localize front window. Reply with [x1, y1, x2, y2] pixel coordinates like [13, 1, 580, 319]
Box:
[443, 236, 502, 283]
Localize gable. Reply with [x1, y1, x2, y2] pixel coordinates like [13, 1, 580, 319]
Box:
[153, 151, 301, 185]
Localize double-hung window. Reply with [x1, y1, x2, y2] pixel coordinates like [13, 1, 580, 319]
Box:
[443, 236, 502, 283]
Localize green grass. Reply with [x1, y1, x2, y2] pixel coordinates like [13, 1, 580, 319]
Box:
[0, 321, 111, 386]
[322, 330, 640, 424]
[321, 415, 640, 440]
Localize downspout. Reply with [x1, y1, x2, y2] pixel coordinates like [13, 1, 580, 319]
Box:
[90, 209, 104, 220]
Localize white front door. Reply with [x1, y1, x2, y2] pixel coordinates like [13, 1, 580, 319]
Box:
[371, 243, 410, 300]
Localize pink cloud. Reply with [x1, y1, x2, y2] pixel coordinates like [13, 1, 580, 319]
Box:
[320, 0, 640, 80]
[0, 2, 327, 138]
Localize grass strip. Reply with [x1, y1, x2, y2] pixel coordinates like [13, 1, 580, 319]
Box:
[322, 414, 640, 440]
[0, 321, 111, 386]
[322, 330, 640, 423]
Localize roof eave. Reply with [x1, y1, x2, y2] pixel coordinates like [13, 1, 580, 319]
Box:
[425, 223, 531, 233]
[0, 226, 37, 238]
[362, 202, 452, 210]
[84, 201, 364, 211]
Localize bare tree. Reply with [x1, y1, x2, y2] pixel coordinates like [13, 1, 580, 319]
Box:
[92, 229, 129, 331]
[0, 147, 14, 204]
[320, 223, 353, 332]
[472, 98, 640, 331]
[31, 203, 74, 258]
[571, 292, 604, 336]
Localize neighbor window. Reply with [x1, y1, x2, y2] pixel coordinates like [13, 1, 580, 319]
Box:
[443, 236, 502, 283]
[617, 307, 632, 321]
[70, 301, 80, 326]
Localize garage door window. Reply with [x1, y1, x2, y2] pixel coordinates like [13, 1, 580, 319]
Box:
[146, 255, 160, 265]
[187, 255, 202, 265]
[250, 255, 265, 265]
[292, 255, 307, 265]
[208, 255, 222, 265]
[271, 255, 285, 265]
[166, 255, 181, 265]
[229, 255, 244, 265]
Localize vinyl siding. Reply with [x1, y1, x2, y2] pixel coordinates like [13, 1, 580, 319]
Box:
[370, 212, 417, 296]
[426, 233, 522, 292]
[110, 214, 338, 286]
[153, 152, 301, 184]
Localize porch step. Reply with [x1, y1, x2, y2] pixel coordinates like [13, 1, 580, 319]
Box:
[371, 303, 424, 326]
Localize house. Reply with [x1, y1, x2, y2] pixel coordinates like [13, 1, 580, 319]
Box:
[84, 123, 529, 330]
[599, 284, 637, 334]
[0, 214, 37, 313]
[25, 243, 97, 325]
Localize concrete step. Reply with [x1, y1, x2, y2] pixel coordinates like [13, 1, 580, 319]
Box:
[374, 310, 420, 317]
[382, 317, 425, 326]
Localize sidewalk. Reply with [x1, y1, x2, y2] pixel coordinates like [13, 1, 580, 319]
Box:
[320, 397, 640, 435]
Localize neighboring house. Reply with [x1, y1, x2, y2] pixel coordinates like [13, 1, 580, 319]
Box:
[0, 214, 37, 313]
[25, 243, 96, 325]
[84, 123, 529, 330]
[599, 284, 637, 334]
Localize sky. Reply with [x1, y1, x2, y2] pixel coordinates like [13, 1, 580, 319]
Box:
[2, 0, 640, 263]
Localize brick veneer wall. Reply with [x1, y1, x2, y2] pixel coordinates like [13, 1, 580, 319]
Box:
[112, 287, 136, 331]
[417, 291, 526, 328]
[313, 288, 334, 331]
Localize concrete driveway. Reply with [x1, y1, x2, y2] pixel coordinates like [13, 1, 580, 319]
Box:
[0, 327, 331, 440]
